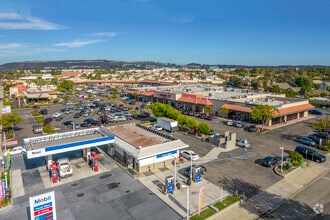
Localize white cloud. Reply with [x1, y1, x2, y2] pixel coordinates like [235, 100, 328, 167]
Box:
[53, 39, 104, 48]
[0, 12, 64, 30]
[0, 43, 23, 49]
[93, 32, 119, 37]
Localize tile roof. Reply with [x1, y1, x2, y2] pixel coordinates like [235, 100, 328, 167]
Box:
[221, 104, 253, 113]
[222, 103, 315, 117]
[60, 71, 79, 77]
[177, 93, 213, 106]
[125, 89, 155, 97]
[274, 104, 315, 116]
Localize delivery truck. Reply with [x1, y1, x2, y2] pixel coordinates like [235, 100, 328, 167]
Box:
[156, 117, 179, 132]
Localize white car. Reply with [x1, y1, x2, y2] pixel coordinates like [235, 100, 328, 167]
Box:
[5, 146, 27, 156]
[235, 121, 243, 128]
[52, 112, 62, 118]
[57, 158, 73, 178]
[181, 150, 199, 161]
[236, 138, 251, 148]
[227, 120, 234, 126]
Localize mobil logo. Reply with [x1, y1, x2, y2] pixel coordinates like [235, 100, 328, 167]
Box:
[34, 195, 51, 205]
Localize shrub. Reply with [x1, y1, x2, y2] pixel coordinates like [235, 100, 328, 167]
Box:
[289, 151, 304, 167]
[43, 125, 55, 134]
[31, 110, 40, 116]
[35, 116, 45, 124]
[318, 145, 330, 152]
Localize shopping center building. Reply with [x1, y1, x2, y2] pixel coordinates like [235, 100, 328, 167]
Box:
[106, 123, 188, 173]
[125, 85, 315, 127]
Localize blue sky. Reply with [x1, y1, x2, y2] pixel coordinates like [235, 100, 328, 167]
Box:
[0, 0, 329, 66]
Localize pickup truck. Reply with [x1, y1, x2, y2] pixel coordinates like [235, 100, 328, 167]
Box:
[236, 138, 251, 148]
[57, 158, 73, 178]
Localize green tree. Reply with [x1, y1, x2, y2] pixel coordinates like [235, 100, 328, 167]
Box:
[197, 122, 210, 134]
[0, 112, 24, 130]
[312, 118, 330, 132]
[289, 151, 304, 167]
[205, 105, 213, 115]
[295, 76, 313, 96]
[57, 80, 75, 93]
[220, 107, 229, 118]
[43, 125, 55, 134]
[250, 105, 278, 129]
[186, 117, 199, 130]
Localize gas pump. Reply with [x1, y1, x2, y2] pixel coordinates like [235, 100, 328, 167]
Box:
[51, 161, 58, 183]
[164, 175, 175, 195]
[192, 167, 201, 183]
[92, 151, 99, 172]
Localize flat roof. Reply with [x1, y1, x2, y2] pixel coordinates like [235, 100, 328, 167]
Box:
[107, 123, 170, 148]
[24, 127, 115, 159]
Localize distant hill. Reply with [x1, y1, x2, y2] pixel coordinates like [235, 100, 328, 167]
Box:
[0, 60, 178, 72]
[0, 60, 328, 72]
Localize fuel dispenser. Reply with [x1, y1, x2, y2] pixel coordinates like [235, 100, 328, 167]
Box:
[164, 175, 175, 195]
[192, 166, 201, 183]
[51, 161, 58, 183]
[91, 151, 99, 172]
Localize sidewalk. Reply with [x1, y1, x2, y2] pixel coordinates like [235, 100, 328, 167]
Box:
[138, 162, 231, 217]
[210, 156, 330, 220]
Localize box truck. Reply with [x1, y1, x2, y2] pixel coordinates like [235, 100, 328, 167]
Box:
[157, 117, 179, 132]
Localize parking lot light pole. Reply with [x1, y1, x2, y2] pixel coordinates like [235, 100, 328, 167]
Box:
[190, 156, 192, 184]
[181, 185, 190, 220]
[3, 132, 6, 152]
[173, 156, 177, 187]
[280, 147, 284, 173]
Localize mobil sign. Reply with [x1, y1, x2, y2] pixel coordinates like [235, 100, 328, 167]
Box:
[29, 191, 57, 220]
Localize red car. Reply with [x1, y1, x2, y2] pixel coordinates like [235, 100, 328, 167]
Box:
[206, 115, 213, 121]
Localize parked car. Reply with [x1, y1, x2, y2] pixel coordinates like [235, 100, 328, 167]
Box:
[184, 165, 207, 177]
[52, 112, 62, 118]
[43, 117, 52, 126]
[33, 124, 43, 134]
[295, 137, 316, 146]
[260, 156, 279, 167]
[74, 113, 81, 118]
[236, 138, 251, 148]
[308, 109, 324, 115]
[39, 109, 48, 115]
[295, 146, 326, 163]
[57, 158, 73, 178]
[68, 123, 80, 129]
[244, 125, 257, 132]
[235, 121, 243, 128]
[80, 122, 91, 127]
[180, 150, 199, 161]
[5, 146, 27, 156]
[313, 132, 330, 139]
[307, 135, 322, 145]
[226, 120, 234, 126]
[62, 120, 74, 126]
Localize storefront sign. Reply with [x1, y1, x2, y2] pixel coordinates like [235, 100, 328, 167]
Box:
[29, 191, 57, 220]
[156, 150, 177, 159]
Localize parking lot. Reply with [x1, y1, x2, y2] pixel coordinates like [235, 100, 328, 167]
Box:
[171, 114, 327, 198]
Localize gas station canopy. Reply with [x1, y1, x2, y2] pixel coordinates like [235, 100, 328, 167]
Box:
[24, 127, 115, 159]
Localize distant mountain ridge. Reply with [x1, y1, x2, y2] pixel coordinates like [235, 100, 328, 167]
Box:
[0, 60, 178, 72]
[0, 60, 328, 72]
